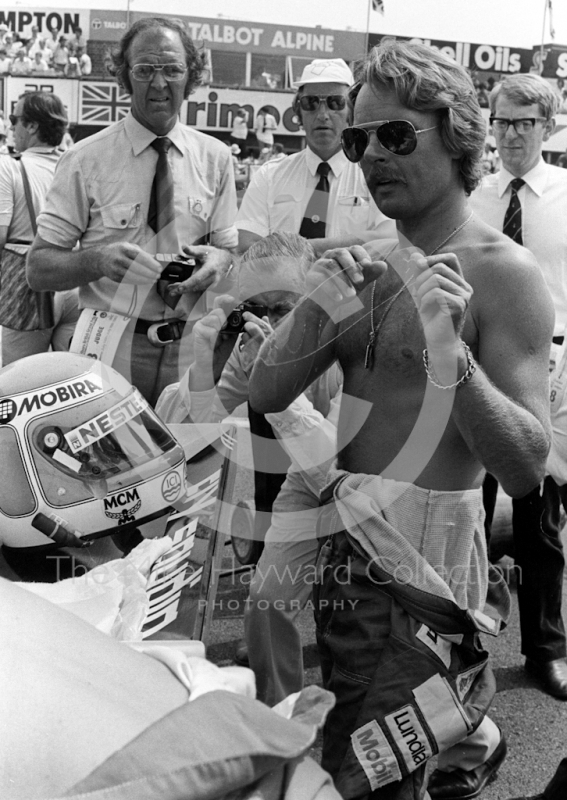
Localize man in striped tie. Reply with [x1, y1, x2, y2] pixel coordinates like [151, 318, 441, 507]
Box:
[27, 17, 238, 405]
[471, 73, 567, 703]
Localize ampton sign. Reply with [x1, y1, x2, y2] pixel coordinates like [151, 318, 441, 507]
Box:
[0, 8, 88, 37]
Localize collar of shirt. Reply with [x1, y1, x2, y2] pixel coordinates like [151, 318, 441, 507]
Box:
[305, 146, 348, 179]
[22, 146, 60, 154]
[497, 158, 547, 199]
[124, 111, 185, 157]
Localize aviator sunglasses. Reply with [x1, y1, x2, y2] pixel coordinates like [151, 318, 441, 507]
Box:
[298, 94, 347, 112]
[341, 119, 437, 162]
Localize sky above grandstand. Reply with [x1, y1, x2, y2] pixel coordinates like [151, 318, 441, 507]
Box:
[14, 0, 567, 48]
[125, 0, 567, 48]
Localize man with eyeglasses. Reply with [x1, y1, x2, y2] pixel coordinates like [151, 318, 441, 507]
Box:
[236, 57, 395, 254]
[470, 73, 567, 703]
[27, 17, 237, 405]
[250, 40, 554, 800]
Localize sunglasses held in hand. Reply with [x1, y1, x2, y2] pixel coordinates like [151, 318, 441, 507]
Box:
[341, 120, 437, 162]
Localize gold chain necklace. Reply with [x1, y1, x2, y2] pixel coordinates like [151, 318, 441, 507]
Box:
[364, 211, 475, 370]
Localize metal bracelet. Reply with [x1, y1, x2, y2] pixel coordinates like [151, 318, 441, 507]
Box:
[423, 341, 476, 390]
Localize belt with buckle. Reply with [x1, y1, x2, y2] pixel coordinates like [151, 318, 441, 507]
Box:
[134, 318, 185, 347]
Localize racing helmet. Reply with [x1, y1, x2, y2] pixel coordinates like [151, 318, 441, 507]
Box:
[0, 353, 187, 550]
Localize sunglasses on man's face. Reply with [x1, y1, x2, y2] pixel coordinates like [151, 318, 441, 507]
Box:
[298, 94, 347, 112]
[9, 114, 21, 127]
[341, 119, 437, 162]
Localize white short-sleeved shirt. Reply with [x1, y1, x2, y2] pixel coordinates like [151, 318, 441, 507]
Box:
[236, 146, 395, 242]
[470, 159, 567, 337]
[37, 111, 238, 321]
[0, 147, 61, 242]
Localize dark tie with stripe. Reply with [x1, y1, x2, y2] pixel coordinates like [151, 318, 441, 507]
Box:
[299, 161, 332, 239]
[148, 136, 176, 248]
[502, 177, 525, 245]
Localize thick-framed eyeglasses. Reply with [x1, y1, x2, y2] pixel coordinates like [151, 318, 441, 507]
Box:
[341, 119, 437, 162]
[130, 63, 188, 82]
[298, 94, 347, 112]
[9, 114, 21, 127]
[489, 117, 547, 135]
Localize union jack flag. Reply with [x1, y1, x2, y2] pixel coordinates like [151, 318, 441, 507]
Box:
[79, 82, 131, 125]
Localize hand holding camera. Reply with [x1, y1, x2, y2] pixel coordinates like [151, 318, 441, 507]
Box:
[159, 256, 197, 284]
[190, 297, 271, 391]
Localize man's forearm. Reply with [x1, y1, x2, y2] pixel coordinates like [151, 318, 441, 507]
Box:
[27, 241, 101, 291]
[440, 347, 551, 497]
[249, 297, 336, 414]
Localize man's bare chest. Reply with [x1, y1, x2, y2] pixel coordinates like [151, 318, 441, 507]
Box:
[337, 278, 426, 379]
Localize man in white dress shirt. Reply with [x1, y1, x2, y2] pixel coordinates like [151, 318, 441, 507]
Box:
[236, 57, 395, 254]
[470, 73, 567, 701]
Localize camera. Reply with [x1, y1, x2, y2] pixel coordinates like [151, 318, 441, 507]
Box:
[222, 304, 246, 335]
[159, 256, 197, 283]
[221, 302, 267, 335]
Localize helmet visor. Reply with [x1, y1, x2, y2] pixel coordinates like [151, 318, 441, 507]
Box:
[29, 389, 181, 505]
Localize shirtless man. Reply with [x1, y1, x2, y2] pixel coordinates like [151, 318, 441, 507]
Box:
[249, 41, 553, 800]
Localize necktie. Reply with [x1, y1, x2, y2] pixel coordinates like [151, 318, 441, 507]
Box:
[502, 177, 525, 245]
[299, 161, 332, 239]
[149, 137, 179, 306]
[148, 137, 176, 248]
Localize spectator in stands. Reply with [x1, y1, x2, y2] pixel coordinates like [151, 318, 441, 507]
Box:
[0, 49, 11, 74]
[52, 36, 69, 73]
[31, 49, 50, 74]
[477, 81, 490, 108]
[72, 26, 87, 50]
[0, 133, 9, 156]
[481, 141, 498, 174]
[36, 38, 53, 66]
[0, 23, 9, 46]
[65, 43, 82, 77]
[230, 108, 249, 152]
[27, 25, 43, 58]
[268, 142, 287, 163]
[10, 48, 33, 76]
[3, 33, 18, 58]
[77, 46, 92, 76]
[255, 106, 277, 153]
[44, 25, 60, 59]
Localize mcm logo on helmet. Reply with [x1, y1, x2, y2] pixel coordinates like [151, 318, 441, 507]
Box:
[104, 488, 142, 525]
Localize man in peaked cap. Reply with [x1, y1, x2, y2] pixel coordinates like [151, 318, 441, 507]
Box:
[236, 57, 395, 255]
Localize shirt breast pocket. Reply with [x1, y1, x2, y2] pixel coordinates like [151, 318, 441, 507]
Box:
[100, 202, 141, 231]
[270, 194, 301, 232]
[334, 195, 372, 235]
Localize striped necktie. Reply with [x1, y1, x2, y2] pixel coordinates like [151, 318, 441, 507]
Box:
[148, 137, 176, 248]
[299, 161, 332, 239]
[502, 177, 525, 245]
